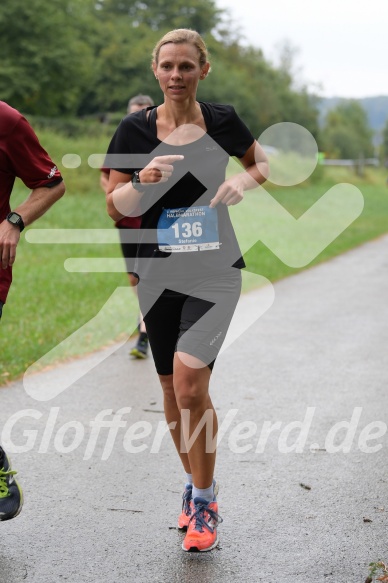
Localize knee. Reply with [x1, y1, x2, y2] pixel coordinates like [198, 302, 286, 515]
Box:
[174, 373, 206, 411]
[159, 376, 176, 404]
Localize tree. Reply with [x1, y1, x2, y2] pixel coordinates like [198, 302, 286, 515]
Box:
[0, 0, 320, 133]
[76, 0, 225, 115]
[0, 0, 97, 115]
[320, 101, 374, 159]
[95, 0, 223, 34]
[382, 118, 388, 162]
[78, 22, 160, 115]
[198, 40, 319, 139]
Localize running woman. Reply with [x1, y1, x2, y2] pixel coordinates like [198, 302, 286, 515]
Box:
[105, 29, 268, 552]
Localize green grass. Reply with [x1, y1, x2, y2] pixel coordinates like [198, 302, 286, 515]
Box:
[231, 163, 388, 287]
[1, 127, 388, 385]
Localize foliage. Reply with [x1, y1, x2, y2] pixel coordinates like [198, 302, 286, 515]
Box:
[1, 0, 378, 181]
[0, 0, 97, 115]
[320, 100, 374, 159]
[0, 0, 320, 134]
[318, 96, 388, 134]
[197, 40, 320, 138]
[367, 560, 388, 582]
[95, 0, 223, 33]
[382, 118, 388, 162]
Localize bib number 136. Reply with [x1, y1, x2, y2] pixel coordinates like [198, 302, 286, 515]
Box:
[157, 206, 220, 252]
[171, 221, 203, 239]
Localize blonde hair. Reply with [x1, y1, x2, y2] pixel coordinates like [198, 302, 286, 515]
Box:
[152, 29, 209, 68]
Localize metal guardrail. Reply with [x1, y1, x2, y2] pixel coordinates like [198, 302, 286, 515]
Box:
[322, 158, 380, 167]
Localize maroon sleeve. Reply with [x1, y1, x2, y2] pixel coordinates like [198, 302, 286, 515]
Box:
[6, 117, 62, 189]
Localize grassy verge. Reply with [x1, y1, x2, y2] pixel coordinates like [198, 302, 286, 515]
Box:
[1, 126, 387, 385]
[231, 162, 388, 287]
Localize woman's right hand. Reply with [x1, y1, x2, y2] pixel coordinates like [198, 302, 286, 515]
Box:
[139, 155, 184, 184]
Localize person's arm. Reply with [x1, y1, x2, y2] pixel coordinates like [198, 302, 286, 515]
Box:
[106, 155, 184, 221]
[0, 113, 65, 269]
[13, 181, 66, 226]
[0, 181, 65, 269]
[210, 141, 269, 208]
[106, 170, 141, 222]
[100, 170, 110, 194]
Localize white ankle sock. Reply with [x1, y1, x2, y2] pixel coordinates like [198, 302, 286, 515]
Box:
[192, 483, 214, 503]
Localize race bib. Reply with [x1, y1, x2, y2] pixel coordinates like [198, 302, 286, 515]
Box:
[157, 206, 220, 253]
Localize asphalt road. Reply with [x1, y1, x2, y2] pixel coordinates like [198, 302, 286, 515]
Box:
[1, 235, 388, 583]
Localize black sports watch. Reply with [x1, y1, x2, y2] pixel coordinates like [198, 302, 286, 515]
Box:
[6, 212, 25, 232]
[131, 170, 145, 193]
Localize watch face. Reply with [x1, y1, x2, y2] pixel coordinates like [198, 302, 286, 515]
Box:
[7, 212, 24, 231]
[9, 213, 19, 224]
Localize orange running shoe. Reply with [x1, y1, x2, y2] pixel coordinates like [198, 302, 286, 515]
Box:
[182, 497, 223, 552]
[177, 484, 193, 530]
[178, 481, 219, 531]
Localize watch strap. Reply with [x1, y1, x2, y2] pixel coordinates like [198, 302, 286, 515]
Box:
[131, 170, 145, 193]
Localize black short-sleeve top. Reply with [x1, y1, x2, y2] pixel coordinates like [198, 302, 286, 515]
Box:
[106, 102, 255, 282]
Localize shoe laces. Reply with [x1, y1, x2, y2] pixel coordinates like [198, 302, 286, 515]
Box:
[181, 485, 192, 517]
[189, 498, 223, 533]
[0, 468, 17, 497]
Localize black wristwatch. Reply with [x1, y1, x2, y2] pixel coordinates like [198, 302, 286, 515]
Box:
[6, 212, 25, 232]
[131, 170, 145, 193]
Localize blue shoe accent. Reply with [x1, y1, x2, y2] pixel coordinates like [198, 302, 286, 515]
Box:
[178, 483, 192, 529]
[190, 497, 223, 533]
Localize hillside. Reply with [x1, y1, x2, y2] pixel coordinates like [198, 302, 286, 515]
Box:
[317, 95, 388, 136]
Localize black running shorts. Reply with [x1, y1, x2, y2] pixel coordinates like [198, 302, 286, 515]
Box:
[138, 269, 242, 375]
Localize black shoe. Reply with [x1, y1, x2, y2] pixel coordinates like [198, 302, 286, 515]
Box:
[0, 447, 23, 521]
[129, 332, 149, 359]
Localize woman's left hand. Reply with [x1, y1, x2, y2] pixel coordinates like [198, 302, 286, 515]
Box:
[209, 177, 244, 208]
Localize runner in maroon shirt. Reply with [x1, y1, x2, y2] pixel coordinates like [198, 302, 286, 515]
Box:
[101, 94, 154, 359]
[0, 101, 65, 521]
